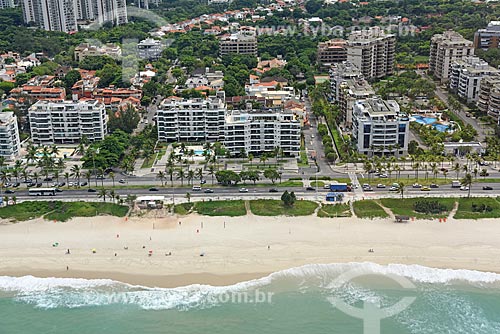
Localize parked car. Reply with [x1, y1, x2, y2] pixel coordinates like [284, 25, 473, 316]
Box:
[200, 179, 207, 184]
[12, 182, 20, 188]
[58, 182, 66, 187]
[412, 183, 422, 188]
[269, 188, 279, 193]
[149, 187, 159, 191]
[4, 189, 14, 194]
[306, 186, 315, 191]
[118, 179, 126, 184]
[376, 184, 386, 188]
[378, 174, 388, 178]
[483, 186, 493, 190]
[421, 187, 431, 191]
[88, 188, 97, 193]
[36, 183, 42, 187]
[239, 188, 249, 193]
[430, 184, 439, 188]
[43, 177, 53, 181]
[80, 181, 88, 187]
[204, 189, 214, 193]
[27, 182, 35, 187]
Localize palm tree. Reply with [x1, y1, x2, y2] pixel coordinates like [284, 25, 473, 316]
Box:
[109, 190, 116, 203]
[32, 171, 39, 184]
[50, 145, 59, 157]
[97, 167, 105, 187]
[11, 169, 19, 183]
[461, 173, 473, 198]
[207, 165, 216, 185]
[84, 170, 92, 188]
[397, 181, 405, 199]
[109, 171, 115, 188]
[260, 155, 268, 167]
[63, 172, 70, 187]
[453, 163, 461, 179]
[167, 167, 175, 187]
[413, 162, 420, 180]
[70, 165, 81, 187]
[442, 169, 448, 180]
[157, 171, 166, 187]
[0, 157, 5, 171]
[394, 165, 401, 180]
[187, 170, 195, 185]
[21, 170, 29, 182]
[42, 170, 50, 186]
[177, 169, 185, 186]
[186, 192, 191, 203]
[0, 170, 10, 194]
[54, 170, 59, 184]
[195, 168, 203, 183]
[98, 188, 109, 202]
[188, 149, 195, 163]
[26, 145, 37, 164]
[248, 153, 254, 167]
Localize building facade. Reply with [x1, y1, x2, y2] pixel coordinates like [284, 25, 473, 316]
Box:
[28, 100, 108, 144]
[0, 0, 15, 8]
[224, 108, 301, 157]
[0, 112, 20, 160]
[74, 43, 121, 62]
[346, 27, 396, 80]
[449, 56, 499, 103]
[352, 98, 409, 157]
[21, 0, 127, 33]
[317, 39, 348, 68]
[156, 95, 226, 143]
[478, 75, 500, 121]
[429, 30, 474, 83]
[137, 38, 163, 60]
[474, 21, 500, 51]
[219, 32, 258, 56]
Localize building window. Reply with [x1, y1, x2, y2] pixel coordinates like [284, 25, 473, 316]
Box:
[363, 135, 370, 149]
[398, 124, 406, 132]
[363, 124, 371, 133]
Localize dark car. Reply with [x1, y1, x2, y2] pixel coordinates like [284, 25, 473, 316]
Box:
[149, 187, 159, 191]
[43, 177, 53, 181]
[204, 189, 214, 193]
[483, 186, 493, 190]
[12, 182, 20, 188]
[118, 179, 126, 184]
[58, 182, 66, 187]
[55, 188, 63, 192]
[27, 182, 35, 187]
[269, 188, 279, 193]
[306, 186, 315, 191]
[5, 189, 15, 194]
[88, 188, 97, 193]
[36, 182, 42, 187]
[430, 184, 439, 188]
[80, 181, 88, 187]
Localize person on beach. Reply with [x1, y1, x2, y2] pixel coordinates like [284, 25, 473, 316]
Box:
[66, 266, 69, 271]
[268, 245, 270, 250]
[66, 249, 70, 255]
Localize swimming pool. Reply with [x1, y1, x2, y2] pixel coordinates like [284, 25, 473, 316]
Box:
[413, 115, 438, 125]
[194, 150, 206, 155]
[433, 123, 449, 132]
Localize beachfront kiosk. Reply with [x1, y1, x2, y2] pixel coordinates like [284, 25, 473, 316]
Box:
[135, 196, 165, 209]
[326, 192, 344, 202]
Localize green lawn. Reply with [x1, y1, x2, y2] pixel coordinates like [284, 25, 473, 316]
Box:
[359, 177, 452, 187]
[454, 198, 500, 219]
[317, 203, 352, 218]
[352, 200, 389, 219]
[249, 199, 318, 216]
[174, 202, 194, 215]
[298, 150, 309, 167]
[310, 181, 325, 187]
[0, 201, 128, 222]
[380, 197, 456, 219]
[194, 200, 246, 216]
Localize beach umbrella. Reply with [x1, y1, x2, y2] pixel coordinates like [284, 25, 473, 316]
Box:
[92, 249, 96, 254]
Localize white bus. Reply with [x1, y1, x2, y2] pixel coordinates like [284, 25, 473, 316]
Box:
[28, 188, 56, 196]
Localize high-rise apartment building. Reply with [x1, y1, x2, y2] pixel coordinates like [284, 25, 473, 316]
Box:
[346, 27, 396, 80]
[478, 75, 500, 121]
[449, 56, 499, 103]
[352, 98, 409, 157]
[0, 0, 15, 9]
[474, 21, 500, 51]
[28, 100, 108, 144]
[156, 95, 226, 143]
[224, 108, 301, 157]
[429, 30, 474, 83]
[21, 0, 127, 33]
[317, 39, 348, 68]
[0, 112, 21, 160]
[137, 38, 163, 60]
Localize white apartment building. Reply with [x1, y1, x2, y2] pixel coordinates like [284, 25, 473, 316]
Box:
[224, 108, 301, 157]
[0, 0, 15, 8]
[156, 95, 226, 143]
[0, 112, 20, 160]
[449, 56, 499, 103]
[429, 30, 474, 83]
[352, 98, 409, 157]
[478, 75, 500, 121]
[346, 27, 396, 80]
[21, 0, 127, 33]
[28, 100, 108, 144]
[137, 38, 163, 60]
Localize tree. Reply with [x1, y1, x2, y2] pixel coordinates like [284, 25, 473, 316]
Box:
[215, 170, 240, 185]
[461, 173, 473, 198]
[98, 188, 109, 202]
[84, 170, 92, 188]
[263, 169, 280, 184]
[281, 190, 296, 207]
[167, 167, 175, 187]
[186, 192, 191, 203]
[157, 171, 166, 186]
[107, 104, 140, 134]
[177, 169, 185, 186]
[109, 171, 115, 187]
[70, 165, 81, 186]
[397, 182, 405, 199]
[187, 170, 195, 185]
[207, 165, 216, 185]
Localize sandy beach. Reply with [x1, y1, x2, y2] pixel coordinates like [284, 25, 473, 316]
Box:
[1, 213, 500, 288]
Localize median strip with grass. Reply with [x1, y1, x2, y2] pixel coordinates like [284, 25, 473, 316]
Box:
[249, 199, 318, 216]
[352, 200, 389, 219]
[0, 201, 128, 222]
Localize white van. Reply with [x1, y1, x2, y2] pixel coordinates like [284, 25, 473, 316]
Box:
[192, 186, 202, 191]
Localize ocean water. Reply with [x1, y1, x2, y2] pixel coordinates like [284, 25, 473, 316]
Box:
[2, 263, 500, 334]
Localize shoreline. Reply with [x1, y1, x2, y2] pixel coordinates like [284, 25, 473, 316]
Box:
[1, 214, 500, 288]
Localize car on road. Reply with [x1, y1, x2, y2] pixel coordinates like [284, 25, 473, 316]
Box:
[204, 189, 214, 193]
[421, 187, 431, 191]
[430, 184, 439, 188]
[483, 186, 493, 190]
[5, 189, 14, 194]
[269, 188, 279, 193]
[376, 184, 386, 188]
[88, 188, 97, 192]
[192, 186, 202, 191]
[43, 177, 53, 181]
[412, 183, 422, 188]
[80, 181, 88, 187]
[378, 173, 388, 178]
[149, 187, 159, 191]
[323, 184, 331, 189]
[460, 186, 469, 191]
[306, 186, 315, 191]
[362, 184, 373, 191]
[239, 188, 249, 193]
[311, 134, 315, 139]
[118, 179, 126, 184]
[12, 182, 20, 188]
[389, 186, 399, 191]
